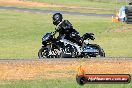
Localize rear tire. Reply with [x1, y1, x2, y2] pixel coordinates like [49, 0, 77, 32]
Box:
[89, 44, 105, 57]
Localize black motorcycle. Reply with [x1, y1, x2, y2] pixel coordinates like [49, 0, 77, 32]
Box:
[38, 30, 105, 59]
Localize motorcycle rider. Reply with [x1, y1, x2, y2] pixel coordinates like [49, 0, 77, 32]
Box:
[52, 13, 83, 46]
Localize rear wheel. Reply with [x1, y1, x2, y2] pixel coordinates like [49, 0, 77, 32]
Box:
[89, 44, 105, 57]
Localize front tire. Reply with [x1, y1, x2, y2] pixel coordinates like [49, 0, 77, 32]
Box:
[38, 46, 49, 59]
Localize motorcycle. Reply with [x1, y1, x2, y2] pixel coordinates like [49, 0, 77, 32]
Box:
[38, 30, 105, 59]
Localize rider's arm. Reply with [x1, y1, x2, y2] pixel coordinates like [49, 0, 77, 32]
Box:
[61, 20, 73, 30]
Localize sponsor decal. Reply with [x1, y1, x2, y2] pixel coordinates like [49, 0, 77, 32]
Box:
[76, 66, 131, 85]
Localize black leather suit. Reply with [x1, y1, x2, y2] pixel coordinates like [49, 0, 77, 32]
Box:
[56, 20, 83, 46]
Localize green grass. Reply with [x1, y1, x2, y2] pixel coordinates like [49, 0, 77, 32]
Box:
[0, 78, 131, 88]
[26, 0, 126, 14]
[0, 10, 54, 59]
[27, 0, 125, 8]
[0, 0, 126, 14]
[0, 10, 132, 59]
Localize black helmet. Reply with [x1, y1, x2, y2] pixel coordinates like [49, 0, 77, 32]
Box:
[52, 13, 63, 25]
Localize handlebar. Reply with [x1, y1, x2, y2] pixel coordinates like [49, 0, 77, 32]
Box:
[82, 33, 95, 40]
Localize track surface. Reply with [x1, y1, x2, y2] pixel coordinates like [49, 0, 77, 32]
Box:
[0, 58, 132, 80]
[0, 6, 113, 17]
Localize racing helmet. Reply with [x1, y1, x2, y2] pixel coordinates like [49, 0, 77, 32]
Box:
[52, 13, 63, 25]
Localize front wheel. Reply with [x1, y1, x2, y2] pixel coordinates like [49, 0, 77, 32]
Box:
[38, 46, 49, 59]
[38, 46, 61, 59]
[89, 44, 105, 57]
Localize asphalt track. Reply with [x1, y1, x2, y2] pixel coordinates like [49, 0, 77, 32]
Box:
[0, 6, 113, 17]
[0, 58, 132, 62]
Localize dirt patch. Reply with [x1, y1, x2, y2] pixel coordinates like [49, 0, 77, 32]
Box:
[110, 24, 132, 33]
[0, 59, 132, 80]
[0, 0, 58, 7]
[112, 29, 132, 33]
[0, 0, 109, 11]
